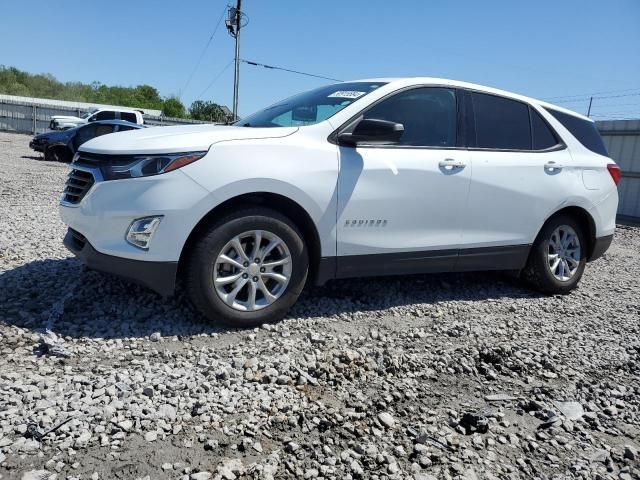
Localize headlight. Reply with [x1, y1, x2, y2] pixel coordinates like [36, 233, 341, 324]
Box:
[126, 216, 162, 249]
[101, 151, 208, 180]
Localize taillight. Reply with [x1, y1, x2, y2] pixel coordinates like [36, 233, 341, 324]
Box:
[607, 163, 621, 186]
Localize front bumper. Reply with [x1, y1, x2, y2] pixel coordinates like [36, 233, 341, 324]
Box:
[59, 165, 211, 263]
[64, 228, 177, 296]
[30, 141, 45, 153]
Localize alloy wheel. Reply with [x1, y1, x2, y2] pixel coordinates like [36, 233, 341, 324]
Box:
[213, 230, 292, 311]
[547, 225, 581, 281]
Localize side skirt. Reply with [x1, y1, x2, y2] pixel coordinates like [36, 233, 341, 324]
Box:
[315, 244, 530, 284]
[455, 244, 530, 272]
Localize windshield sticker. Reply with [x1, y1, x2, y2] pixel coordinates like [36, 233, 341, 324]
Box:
[328, 91, 366, 99]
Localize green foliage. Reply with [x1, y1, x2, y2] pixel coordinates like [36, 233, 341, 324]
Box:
[189, 100, 227, 122]
[162, 97, 186, 118]
[0, 65, 189, 118]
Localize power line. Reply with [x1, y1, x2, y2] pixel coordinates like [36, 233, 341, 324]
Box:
[586, 101, 640, 109]
[241, 59, 342, 82]
[179, 3, 228, 99]
[544, 87, 640, 101]
[196, 59, 234, 100]
[551, 92, 640, 104]
[591, 112, 640, 119]
[590, 111, 640, 115]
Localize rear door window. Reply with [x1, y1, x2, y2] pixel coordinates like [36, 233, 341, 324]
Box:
[73, 124, 97, 149]
[95, 124, 115, 137]
[544, 108, 608, 156]
[471, 92, 531, 150]
[117, 125, 137, 132]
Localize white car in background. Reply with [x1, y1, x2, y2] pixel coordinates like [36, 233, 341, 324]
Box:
[59, 78, 620, 327]
[50, 107, 144, 130]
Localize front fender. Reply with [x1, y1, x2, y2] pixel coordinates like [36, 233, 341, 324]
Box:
[181, 178, 335, 257]
[178, 130, 339, 257]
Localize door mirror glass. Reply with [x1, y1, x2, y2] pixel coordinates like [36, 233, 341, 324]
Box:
[338, 118, 404, 146]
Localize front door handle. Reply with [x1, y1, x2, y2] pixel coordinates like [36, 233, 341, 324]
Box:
[544, 161, 564, 171]
[439, 158, 466, 170]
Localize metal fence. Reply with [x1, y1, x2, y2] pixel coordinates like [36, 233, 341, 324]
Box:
[0, 97, 209, 135]
[596, 120, 640, 222]
[0, 93, 163, 116]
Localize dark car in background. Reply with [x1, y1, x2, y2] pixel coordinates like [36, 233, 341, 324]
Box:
[29, 120, 145, 162]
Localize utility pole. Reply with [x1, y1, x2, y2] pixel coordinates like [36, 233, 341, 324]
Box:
[587, 96, 593, 117]
[229, 0, 242, 121]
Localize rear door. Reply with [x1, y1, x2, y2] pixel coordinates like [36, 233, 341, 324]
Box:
[459, 90, 572, 260]
[336, 86, 471, 277]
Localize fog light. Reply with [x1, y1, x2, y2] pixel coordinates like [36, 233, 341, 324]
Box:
[126, 216, 162, 250]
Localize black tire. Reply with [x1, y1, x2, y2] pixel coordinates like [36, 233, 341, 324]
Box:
[522, 214, 587, 294]
[45, 147, 72, 163]
[185, 207, 308, 327]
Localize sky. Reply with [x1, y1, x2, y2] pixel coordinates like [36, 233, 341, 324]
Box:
[1, 0, 640, 119]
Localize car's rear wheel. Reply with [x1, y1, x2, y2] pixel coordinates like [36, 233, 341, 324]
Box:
[185, 207, 308, 327]
[523, 214, 587, 294]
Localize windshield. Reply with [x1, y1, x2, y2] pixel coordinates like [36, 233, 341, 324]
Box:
[81, 108, 98, 119]
[237, 82, 386, 128]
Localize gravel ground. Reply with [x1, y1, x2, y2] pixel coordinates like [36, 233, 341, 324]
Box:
[1, 130, 639, 480]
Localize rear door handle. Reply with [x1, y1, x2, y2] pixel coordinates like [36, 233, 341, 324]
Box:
[438, 158, 466, 170]
[545, 161, 564, 171]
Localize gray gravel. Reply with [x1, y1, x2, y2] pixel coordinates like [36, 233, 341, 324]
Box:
[1, 130, 639, 480]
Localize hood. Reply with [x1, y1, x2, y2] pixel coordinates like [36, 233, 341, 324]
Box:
[34, 129, 72, 142]
[79, 124, 299, 155]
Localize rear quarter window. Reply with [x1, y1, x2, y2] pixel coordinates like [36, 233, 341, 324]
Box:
[544, 108, 608, 156]
[121, 112, 137, 123]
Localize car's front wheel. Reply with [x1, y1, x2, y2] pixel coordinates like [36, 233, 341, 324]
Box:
[523, 214, 587, 294]
[45, 147, 72, 163]
[185, 207, 308, 327]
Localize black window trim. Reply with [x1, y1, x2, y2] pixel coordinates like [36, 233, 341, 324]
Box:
[329, 84, 566, 153]
[528, 104, 564, 152]
[328, 84, 466, 150]
[464, 88, 566, 153]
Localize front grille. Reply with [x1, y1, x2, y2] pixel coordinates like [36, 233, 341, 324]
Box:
[68, 228, 87, 250]
[63, 169, 94, 204]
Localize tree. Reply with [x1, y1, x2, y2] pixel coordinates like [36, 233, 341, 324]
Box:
[162, 97, 186, 118]
[0, 65, 177, 114]
[189, 100, 227, 122]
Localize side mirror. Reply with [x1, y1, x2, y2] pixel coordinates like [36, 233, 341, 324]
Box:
[337, 118, 404, 146]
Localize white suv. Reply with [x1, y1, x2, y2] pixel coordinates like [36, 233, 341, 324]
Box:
[59, 78, 620, 327]
[50, 107, 144, 130]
